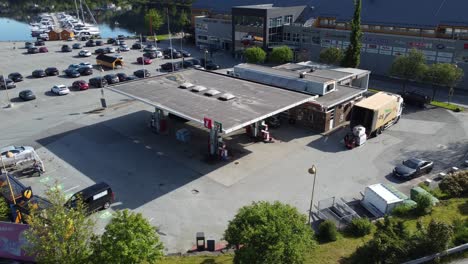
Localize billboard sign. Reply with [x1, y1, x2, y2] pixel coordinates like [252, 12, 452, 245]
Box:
[0, 222, 34, 262]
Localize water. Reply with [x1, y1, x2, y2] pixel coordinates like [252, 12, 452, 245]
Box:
[0, 17, 134, 41]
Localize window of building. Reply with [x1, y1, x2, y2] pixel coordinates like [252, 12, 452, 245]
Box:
[284, 15, 293, 25]
[283, 32, 291, 41]
[372, 25, 381, 30]
[276, 17, 282, 27]
[336, 23, 345, 27]
[408, 28, 420, 33]
[302, 34, 309, 43]
[361, 25, 369, 29]
[292, 33, 300, 42]
[197, 35, 208, 40]
[422, 29, 435, 34]
[269, 18, 274, 28]
[320, 19, 329, 25]
[326, 83, 335, 92]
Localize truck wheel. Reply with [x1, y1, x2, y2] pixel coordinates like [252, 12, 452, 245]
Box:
[377, 127, 383, 135]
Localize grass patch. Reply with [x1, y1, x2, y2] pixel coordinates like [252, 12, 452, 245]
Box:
[368, 88, 380, 93]
[430, 101, 464, 112]
[147, 34, 170, 41]
[306, 234, 371, 264]
[417, 183, 450, 200]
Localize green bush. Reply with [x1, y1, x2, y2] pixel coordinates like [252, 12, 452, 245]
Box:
[439, 170, 468, 197]
[392, 203, 415, 217]
[318, 220, 338, 242]
[0, 198, 9, 221]
[244, 47, 266, 64]
[453, 219, 468, 245]
[347, 218, 373, 237]
[415, 194, 433, 215]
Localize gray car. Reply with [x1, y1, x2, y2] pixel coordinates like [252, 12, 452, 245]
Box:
[393, 158, 433, 179]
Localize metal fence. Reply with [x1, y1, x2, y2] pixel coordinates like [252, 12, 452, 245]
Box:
[317, 197, 360, 230]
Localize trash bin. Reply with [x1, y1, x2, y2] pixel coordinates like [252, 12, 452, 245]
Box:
[196, 232, 205, 251]
[207, 239, 215, 251]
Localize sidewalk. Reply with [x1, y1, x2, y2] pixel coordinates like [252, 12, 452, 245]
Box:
[369, 75, 468, 108]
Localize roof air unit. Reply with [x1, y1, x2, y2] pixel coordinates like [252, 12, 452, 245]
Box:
[218, 93, 236, 101]
[191, 85, 207, 92]
[179, 82, 193, 89]
[204, 89, 221, 96]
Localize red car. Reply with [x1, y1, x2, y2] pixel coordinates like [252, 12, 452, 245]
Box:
[72, 80, 89, 90]
[39, 47, 48, 53]
[137, 57, 152, 65]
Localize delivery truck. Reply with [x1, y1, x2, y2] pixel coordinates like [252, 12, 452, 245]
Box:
[345, 92, 403, 149]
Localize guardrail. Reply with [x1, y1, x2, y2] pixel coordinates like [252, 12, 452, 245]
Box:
[402, 243, 468, 264]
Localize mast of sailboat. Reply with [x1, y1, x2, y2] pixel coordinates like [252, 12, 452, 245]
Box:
[167, 8, 174, 72]
[83, 0, 98, 25]
[73, 0, 80, 20]
[79, 0, 86, 24]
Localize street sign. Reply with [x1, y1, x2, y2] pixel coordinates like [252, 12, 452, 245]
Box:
[214, 121, 223, 133]
[204, 117, 212, 129]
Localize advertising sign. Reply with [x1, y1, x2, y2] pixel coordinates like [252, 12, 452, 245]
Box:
[0, 222, 34, 262]
[203, 117, 212, 129]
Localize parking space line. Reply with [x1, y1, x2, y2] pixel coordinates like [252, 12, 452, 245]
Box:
[64, 185, 80, 193]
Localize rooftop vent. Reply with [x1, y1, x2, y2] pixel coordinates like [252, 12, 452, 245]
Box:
[179, 82, 193, 89]
[299, 72, 307, 78]
[191, 85, 207, 92]
[204, 89, 221, 96]
[218, 93, 236, 101]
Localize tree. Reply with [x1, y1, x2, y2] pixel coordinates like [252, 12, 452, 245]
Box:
[389, 49, 427, 92]
[91, 209, 164, 264]
[144, 9, 163, 35]
[269, 45, 293, 64]
[347, 217, 373, 237]
[424, 63, 464, 101]
[341, 0, 362, 68]
[23, 185, 95, 264]
[178, 9, 190, 31]
[412, 220, 453, 256]
[439, 170, 468, 197]
[317, 220, 338, 242]
[224, 201, 315, 264]
[319, 47, 344, 65]
[414, 193, 433, 216]
[0, 193, 9, 221]
[244, 47, 266, 64]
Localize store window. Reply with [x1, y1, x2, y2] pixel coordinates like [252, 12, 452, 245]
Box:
[283, 32, 291, 41]
[292, 33, 300, 42]
[284, 15, 293, 25]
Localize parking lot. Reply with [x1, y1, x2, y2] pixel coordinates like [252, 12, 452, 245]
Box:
[1, 39, 468, 253]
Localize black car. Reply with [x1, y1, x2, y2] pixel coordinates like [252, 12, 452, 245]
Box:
[104, 74, 119, 84]
[133, 69, 151, 78]
[72, 43, 82, 49]
[35, 40, 45, 46]
[205, 62, 220, 71]
[95, 48, 106, 54]
[45, 67, 59, 76]
[89, 77, 108, 88]
[64, 69, 81, 78]
[200, 58, 212, 67]
[19, 90, 36, 101]
[27, 47, 39, 54]
[187, 58, 201, 66]
[143, 51, 157, 59]
[0, 78, 16, 89]
[163, 51, 182, 59]
[180, 50, 191, 57]
[107, 38, 116, 44]
[95, 40, 104, 46]
[77, 67, 93, 76]
[126, 75, 139, 81]
[8, 72, 23, 82]
[80, 36, 90, 41]
[117, 35, 125, 40]
[32, 69, 46, 78]
[161, 62, 181, 72]
[399, 91, 431, 108]
[85, 40, 96, 47]
[116, 73, 128, 82]
[182, 60, 194, 68]
[61, 45, 72, 52]
[131, 43, 142, 49]
[65, 182, 114, 214]
[393, 158, 434, 179]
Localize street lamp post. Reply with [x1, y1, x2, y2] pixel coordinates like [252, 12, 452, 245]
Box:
[204, 49, 208, 69]
[308, 165, 317, 225]
[1, 73, 12, 108]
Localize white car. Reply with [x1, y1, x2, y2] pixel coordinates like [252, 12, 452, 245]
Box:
[78, 62, 93, 69]
[0, 146, 35, 167]
[105, 47, 116, 53]
[79, 50, 92, 57]
[156, 50, 163, 58]
[118, 45, 130, 52]
[51, 84, 70, 95]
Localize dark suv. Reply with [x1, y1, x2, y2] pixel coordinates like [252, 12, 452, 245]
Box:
[61, 45, 72, 52]
[133, 69, 150, 78]
[45, 67, 59, 76]
[8, 72, 23, 82]
[399, 91, 431, 108]
[65, 182, 114, 214]
[89, 77, 108, 88]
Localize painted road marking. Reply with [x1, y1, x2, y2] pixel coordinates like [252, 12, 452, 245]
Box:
[64, 185, 80, 193]
[39, 176, 50, 183]
[50, 184, 63, 191]
[99, 211, 113, 219]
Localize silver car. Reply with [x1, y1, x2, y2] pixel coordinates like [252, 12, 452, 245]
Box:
[0, 146, 35, 167]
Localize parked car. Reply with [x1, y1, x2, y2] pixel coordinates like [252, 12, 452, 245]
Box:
[104, 47, 115, 53]
[45, 67, 59, 76]
[61, 45, 72, 52]
[133, 69, 150, 78]
[131, 43, 142, 49]
[8, 72, 23, 82]
[180, 50, 191, 57]
[78, 49, 92, 57]
[137, 57, 152, 65]
[116, 73, 128, 82]
[35, 40, 45, 46]
[27, 47, 39, 54]
[51, 84, 70, 95]
[143, 51, 157, 59]
[65, 182, 114, 214]
[68, 64, 81, 70]
[118, 45, 130, 52]
[143, 44, 157, 52]
[0, 146, 35, 167]
[107, 38, 116, 44]
[0, 78, 16, 89]
[78, 62, 93, 69]
[393, 158, 433, 179]
[104, 74, 120, 84]
[38, 47, 48, 53]
[67, 37, 74, 41]
[116, 40, 125, 46]
[89, 77, 108, 88]
[205, 62, 220, 71]
[161, 62, 181, 72]
[72, 43, 82, 49]
[64, 69, 80, 78]
[187, 58, 201, 66]
[77, 67, 93, 76]
[95, 40, 104, 46]
[72, 80, 89, 90]
[399, 91, 431, 108]
[24, 42, 34, 49]
[19, 90, 36, 101]
[95, 48, 106, 55]
[126, 75, 139, 81]
[117, 35, 125, 40]
[85, 40, 96, 47]
[182, 60, 194, 68]
[32, 69, 46, 78]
